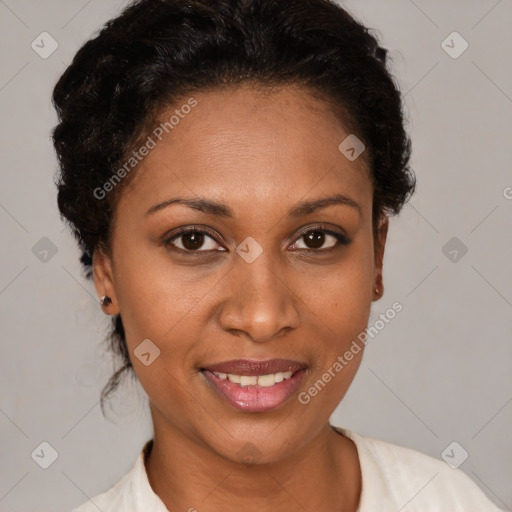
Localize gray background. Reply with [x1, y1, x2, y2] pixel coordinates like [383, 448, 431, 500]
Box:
[1, 0, 511, 510]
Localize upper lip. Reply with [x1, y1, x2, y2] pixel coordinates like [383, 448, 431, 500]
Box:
[202, 359, 307, 376]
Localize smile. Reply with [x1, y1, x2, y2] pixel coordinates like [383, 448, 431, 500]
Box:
[211, 370, 295, 387]
[200, 358, 307, 412]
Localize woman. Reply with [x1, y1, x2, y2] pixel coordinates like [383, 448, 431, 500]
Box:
[52, 0, 502, 510]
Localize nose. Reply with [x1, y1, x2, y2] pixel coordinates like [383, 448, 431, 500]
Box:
[217, 251, 301, 343]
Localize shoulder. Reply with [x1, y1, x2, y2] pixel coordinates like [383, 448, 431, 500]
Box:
[71, 469, 134, 512]
[71, 440, 166, 512]
[72, 466, 138, 512]
[335, 427, 503, 511]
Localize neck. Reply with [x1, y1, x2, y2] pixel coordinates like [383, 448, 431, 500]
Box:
[145, 410, 361, 511]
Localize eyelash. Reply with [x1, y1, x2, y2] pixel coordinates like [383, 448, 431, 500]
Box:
[163, 224, 350, 255]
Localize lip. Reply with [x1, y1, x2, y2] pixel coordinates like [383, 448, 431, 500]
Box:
[202, 358, 307, 376]
[202, 367, 307, 412]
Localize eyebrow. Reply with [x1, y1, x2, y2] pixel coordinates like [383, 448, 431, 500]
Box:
[145, 193, 361, 218]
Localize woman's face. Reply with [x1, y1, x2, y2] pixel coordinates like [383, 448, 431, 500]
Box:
[94, 84, 387, 463]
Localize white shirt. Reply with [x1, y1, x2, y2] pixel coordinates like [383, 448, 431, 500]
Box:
[72, 426, 503, 511]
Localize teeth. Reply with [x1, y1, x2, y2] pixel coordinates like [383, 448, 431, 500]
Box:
[240, 375, 258, 386]
[256, 374, 276, 387]
[274, 372, 284, 383]
[212, 370, 296, 387]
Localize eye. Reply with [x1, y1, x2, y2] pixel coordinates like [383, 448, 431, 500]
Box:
[164, 227, 226, 253]
[289, 226, 350, 251]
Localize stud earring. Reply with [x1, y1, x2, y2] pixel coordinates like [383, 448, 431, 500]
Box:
[100, 295, 112, 306]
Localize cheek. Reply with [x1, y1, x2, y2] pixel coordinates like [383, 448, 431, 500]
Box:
[293, 244, 373, 415]
[111, 239, 212, 340]
[299, 238, 375, 342]
[112, 257, 209, 404]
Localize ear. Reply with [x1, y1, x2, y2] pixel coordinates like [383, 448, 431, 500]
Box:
[373, 217, 388, 301]
[92, 247, 120, 315]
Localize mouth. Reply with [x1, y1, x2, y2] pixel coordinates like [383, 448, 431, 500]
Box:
[200, 359, 307, 412]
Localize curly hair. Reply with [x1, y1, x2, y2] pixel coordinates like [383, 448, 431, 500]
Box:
[52, 0, 415, 415]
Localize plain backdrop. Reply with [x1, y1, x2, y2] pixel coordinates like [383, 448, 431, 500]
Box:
[1, 0, 511, 510]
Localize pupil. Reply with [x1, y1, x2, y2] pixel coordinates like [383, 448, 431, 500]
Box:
[305, 231, 324, 249]
[183, 232, 204, 250]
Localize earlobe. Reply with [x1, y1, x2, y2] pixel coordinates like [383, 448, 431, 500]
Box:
[373, 217, 389, 301]
[92, 248, 119, 315]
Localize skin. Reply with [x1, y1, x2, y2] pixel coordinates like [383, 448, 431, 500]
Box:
[93, 83, 388, 511]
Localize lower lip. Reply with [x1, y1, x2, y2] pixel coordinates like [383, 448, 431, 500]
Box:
[201, 369, 306, 412]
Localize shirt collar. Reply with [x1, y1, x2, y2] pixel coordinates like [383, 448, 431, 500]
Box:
[129, 439, 169, 511]
[333, 426, 392, 512]
[131, 428, 382, 511]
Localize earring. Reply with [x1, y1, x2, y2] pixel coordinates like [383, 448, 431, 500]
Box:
[100, 295, 112, 306]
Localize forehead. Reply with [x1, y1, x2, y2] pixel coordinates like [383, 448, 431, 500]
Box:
[118, 84, 372, 218]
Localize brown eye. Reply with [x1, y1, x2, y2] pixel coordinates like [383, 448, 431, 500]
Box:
[181, 231, 206, 250]
[290, 227, 350, 252]
[165, 228, 225, 252]
[303, 231, 327, 249]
